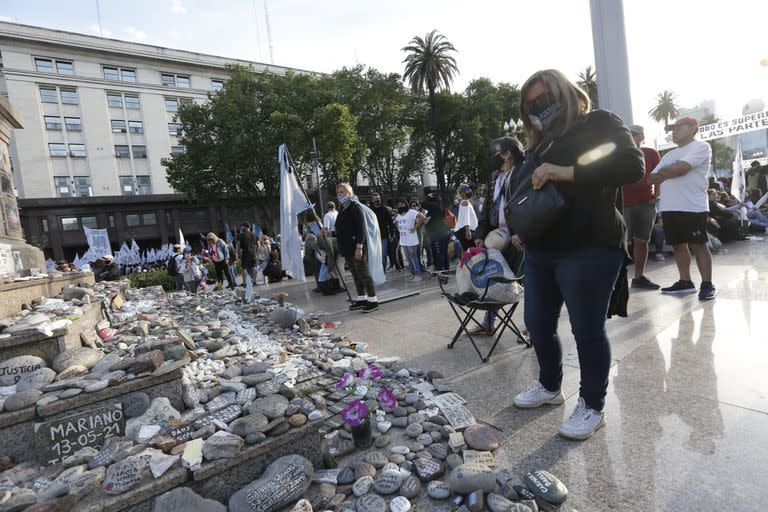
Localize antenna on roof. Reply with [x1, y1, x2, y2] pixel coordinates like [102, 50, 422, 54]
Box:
[252, 0, 262, 61]
[263, 0, 275, 64]
[95, 0, 104, 37]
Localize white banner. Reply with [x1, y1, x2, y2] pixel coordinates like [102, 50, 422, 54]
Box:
[83, 227, 112, 258]
[698, 110, 768, 142]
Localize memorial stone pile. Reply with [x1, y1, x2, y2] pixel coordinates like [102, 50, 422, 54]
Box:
[0, 281, 577, 511]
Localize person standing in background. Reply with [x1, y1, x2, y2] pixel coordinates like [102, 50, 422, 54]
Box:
[395, 198, 425, 281]
[323, 201, 338, 236]
[623, 125, 662, 290]
[370, 192, 396, 273]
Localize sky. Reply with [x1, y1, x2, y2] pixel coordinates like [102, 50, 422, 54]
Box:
[2, 0, 767, 147]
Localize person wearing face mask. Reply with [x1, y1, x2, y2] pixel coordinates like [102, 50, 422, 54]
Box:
[470, 136, 526, 335]
[334, 183, 380, 312]
[370, 192, 396, 274]
[395, 198, 426, 281]
[510, 69, 644, 441]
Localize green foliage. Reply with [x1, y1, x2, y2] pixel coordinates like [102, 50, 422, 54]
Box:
[313, 103, 364, 185]
[126, 269, 176, 291]
[577, 66, 598, 109]
[649, 90, 680, 126]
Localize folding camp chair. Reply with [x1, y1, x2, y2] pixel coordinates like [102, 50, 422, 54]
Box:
[437, 249, 531, 363]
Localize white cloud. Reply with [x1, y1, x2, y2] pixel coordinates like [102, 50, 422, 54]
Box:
[171, 0, 187, 14]
[87, 24, 113, 37]
[124, 26, 148, 41]
[0, 15, 15, 22]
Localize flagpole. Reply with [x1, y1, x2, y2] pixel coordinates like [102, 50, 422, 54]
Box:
[283, 147, 353, 302]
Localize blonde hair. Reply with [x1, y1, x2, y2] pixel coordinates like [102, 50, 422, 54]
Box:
[520, 69, 591, 153]
[337, 182, 354, 195]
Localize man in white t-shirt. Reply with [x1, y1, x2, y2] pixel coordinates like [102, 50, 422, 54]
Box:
[323, 201, 338, 235]
[647, 117, 716, 300]
[394, 199, 425, 282]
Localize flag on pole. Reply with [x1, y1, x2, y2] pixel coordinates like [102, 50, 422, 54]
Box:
[224, 222, 234, 244]
[178, 228, 186, 249]
[731, 137, 745, 203]
[279, 144, 312, 281]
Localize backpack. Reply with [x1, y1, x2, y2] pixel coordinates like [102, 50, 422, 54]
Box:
[167, 255, 179, 277]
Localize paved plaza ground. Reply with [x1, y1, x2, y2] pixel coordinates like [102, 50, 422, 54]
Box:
[261, 240, 768, 511]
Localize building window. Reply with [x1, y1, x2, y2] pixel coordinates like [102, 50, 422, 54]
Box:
[115, 145, 130, 158]
[60, 88, 78, 105]
[48, 143, 67, 157]
[56, 60, 74, 75]
[180, 209, 208, 223]
[44, 115, 62, 130]
[136, 175, 152, 194]
[64, 117, 82, 131]
[128, 121, 144, 134]
[165, 98, 179, 112]
[81, 216, 97, 228]
[102, 67, 120, 81]
[161, 73, 190, 88]
[107, 93, 123, 108]
[40, 87, 58, 103]
[168, 123, 181, 135]
[121, 69, 136, 82]
[125, 94, 140, 109]
[74, 176, 91, 196]
[54, 177, 73, 197]
[132, 145, 147, 158]
[125, 213, 141, 226]
[111, 120, 127, 133]
[41, 218, 49, 233]
[34, 58, 55, 73]
[61, 217, 79, 231]
[108, 215, 115, 227]
[119, 176, 134, 195]
[69, 144, 86, 158]
[142, 212, 157, 225]
[211, 79, 225, 92]
[170, 145, 185, 156]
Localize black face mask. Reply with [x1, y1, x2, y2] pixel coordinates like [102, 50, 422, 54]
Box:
[397, 206, 408, 214]
[489, 153, 505, 170]
[524, 92, 562, 132]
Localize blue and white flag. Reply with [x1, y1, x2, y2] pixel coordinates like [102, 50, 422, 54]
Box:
[279, 144, 312, 281]
[225, 222, 234, 244]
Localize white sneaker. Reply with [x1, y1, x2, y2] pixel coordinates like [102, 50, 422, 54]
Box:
[654, 253, 665, 261]
[513, 382, 565, 409]
[558, 397, 605, 440]
[412, 275, 423, 282]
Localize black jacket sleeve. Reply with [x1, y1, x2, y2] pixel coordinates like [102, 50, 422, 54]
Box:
[571, 110, 645, 187]
[474, 173, 496, 240]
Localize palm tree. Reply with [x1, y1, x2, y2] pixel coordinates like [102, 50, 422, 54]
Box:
[402, 30, 458, 195]
[577, 65, 598, 109]
[648, 90, 680, 126]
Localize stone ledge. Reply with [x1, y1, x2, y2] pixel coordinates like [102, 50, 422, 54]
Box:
[77, 466, 189, 512]
[0, 272, 95, 318]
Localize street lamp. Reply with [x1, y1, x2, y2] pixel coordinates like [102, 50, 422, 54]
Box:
[503, 118, 525, 136]
[309, 137, 323, 215]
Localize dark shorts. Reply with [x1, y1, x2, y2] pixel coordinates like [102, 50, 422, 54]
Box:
[624, 203, 656, 242]
[241, 256, 257, 269]
[661, 211, 709, 245]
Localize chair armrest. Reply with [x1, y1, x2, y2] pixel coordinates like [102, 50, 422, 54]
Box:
[489, 275, 524, 284]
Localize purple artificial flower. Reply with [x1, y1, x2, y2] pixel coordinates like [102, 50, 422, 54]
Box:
[358, 364, 384, 381]
[377, 388, 397, 410]
[336, 372, 354, 389]
[341, 399, 368, 427]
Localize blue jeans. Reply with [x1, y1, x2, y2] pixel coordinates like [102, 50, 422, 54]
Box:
[403, 245, 421, 276]
[523, 247, 623, 411]
[651, 226, 665, 253]
[430, 236, 450, 271]
[381, 238, 389, 273]
[749, 210, 768, 230]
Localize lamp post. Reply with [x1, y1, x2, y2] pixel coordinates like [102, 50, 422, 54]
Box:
[309, 137, 323, 216]
[503, 118, 525, 137]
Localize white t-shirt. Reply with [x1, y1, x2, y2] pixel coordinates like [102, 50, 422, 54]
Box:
[653, 140, 712, 213]
[323, 210, 338, 232]
[396, 209, 420, 247]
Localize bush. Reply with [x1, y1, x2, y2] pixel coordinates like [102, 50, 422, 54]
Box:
[126, 269, 176, 291]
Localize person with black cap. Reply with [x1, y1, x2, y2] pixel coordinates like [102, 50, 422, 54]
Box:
[623, 124, 661, 290]
[648, 117, 716, 300]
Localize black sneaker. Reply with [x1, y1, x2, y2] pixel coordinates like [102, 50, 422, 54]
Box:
[631, 276, 661, 290]
[349, 300, 367, 310]
[362, 301, 379, 313]
[661, 280, 696, 295]
[698, 282, 717, 301]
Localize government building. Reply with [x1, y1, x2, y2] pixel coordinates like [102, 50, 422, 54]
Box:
[0, 21, 308, 260]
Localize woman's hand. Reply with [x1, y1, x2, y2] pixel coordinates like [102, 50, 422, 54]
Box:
[354, 246, 363, 261]
[510, 234, 523, 251]
[474, 238, 484, 248]
[532, 163, 574, 190]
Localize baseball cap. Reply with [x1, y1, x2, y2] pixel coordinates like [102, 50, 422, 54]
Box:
[665, 117, 698, 132]
[628, 124, 644, 134]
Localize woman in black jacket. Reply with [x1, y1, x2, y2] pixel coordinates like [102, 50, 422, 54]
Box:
[510, 69, 644, 441]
